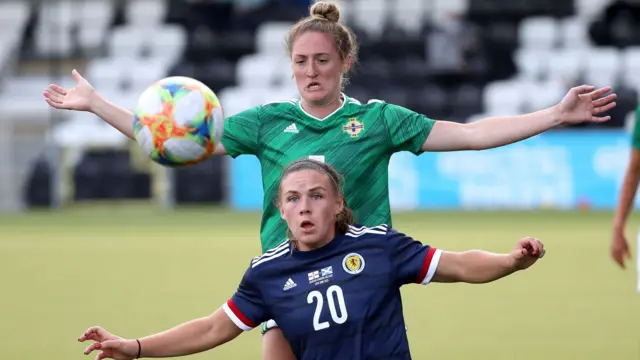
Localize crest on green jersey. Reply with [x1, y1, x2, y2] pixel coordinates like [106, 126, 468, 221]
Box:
[343, 118, 365, 138]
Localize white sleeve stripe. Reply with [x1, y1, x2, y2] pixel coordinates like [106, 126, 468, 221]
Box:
[222, 302, 253, 331]
[251, 247, 290, 268]
[252, 240, 289, 261]
[421, 249, 443, 285]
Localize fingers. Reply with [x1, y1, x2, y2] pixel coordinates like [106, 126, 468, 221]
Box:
[84, 341, 103, 355]
[49, 84, 68, 95]
[72, 69, 84, 82]
[518, 237, 545, 258]
[592, 93, 617, 106]
[43, 89, 64, 103]
[78, 326, 106, 342]
[571, 85, 595, 94]
[587, 86, 613, 99]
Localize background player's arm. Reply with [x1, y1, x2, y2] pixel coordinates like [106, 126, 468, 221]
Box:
[610, 105, 640, 268]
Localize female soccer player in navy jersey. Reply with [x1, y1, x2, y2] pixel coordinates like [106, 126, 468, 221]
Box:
[48, 2, 610, 358]
[78, 159, 546, 360]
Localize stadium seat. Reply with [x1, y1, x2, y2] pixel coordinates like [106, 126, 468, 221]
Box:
[430, 0, 469, 26]
[218, 86, 263, 117]
[620, 47, 640, 93]
[518, 16, 559, 49]
[85, 57, 134, 91]
[108, 26, 149, 58]
[574, 0, 612, 21]
[522, 79, 565, 112]
[76, 0, 116, 53]
[34, 1, 77, 56]
[351, 0, 388, 39]
[128, 58, 170, 94]
[389, 0, 428, 36]
[0, 2, 31, 49]
[513, 48, 550, 81]
[147, 25, 188, 64]
[558, 17, 591, 49]
[546, 49, 585, 84]
[125, 0, 168, 27]
[483, 80, 525, 114]
[255, 22, 294, 56]
[236, 54, 279, 87]
[583, 47, 621, 88]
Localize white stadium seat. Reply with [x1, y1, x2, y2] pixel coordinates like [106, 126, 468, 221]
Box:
[255, 22, 294, 56]
[126, 0, 167, 27]
[519, 16, 559, 49]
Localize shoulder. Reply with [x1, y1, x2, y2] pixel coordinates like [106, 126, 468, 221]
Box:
[248, 239, 292, 274]
[344, 95, 387, 112]
[260, 98, 298, 112]
[345, 223, 389, 239]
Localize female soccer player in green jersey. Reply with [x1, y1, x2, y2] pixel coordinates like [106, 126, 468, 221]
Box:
[44, 2, 616, 358]
[611, 104, 640, 269]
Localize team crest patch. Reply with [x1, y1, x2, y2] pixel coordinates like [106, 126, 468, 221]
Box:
[342, 253, 365, 275]
[343, 118, 364, 138]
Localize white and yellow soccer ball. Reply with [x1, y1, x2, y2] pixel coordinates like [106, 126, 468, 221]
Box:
[132, 76, 224, 167]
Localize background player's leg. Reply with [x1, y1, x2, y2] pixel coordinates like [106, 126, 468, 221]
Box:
[262, 324, 296, 360]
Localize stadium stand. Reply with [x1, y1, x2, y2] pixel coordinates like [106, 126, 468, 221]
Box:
[0, 0, 638, 211]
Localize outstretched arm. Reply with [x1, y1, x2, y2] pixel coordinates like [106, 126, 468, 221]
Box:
[44, 70, 230, 155]
[432, 237, 545, 284]
[79, 308, 242, 359]
[421, 85, 617, 151]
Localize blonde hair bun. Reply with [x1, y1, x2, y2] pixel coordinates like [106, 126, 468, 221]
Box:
[310, 1, 340, 23]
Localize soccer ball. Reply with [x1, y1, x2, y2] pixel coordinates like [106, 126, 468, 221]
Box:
[133, 76, 224, 167]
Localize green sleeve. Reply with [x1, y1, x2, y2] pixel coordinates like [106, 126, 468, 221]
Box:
[381, 102, 435, 155]
[632, 106, 640, 150]
[220, 106, 260, 158]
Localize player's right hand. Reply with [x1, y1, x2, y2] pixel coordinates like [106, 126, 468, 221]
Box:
[611, 231, 631, 269]
[78, 326, 138, 360]
[43, 69, 95, 112]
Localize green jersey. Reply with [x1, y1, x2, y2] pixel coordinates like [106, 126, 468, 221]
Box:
[632, 105, 640, 150]
[220, 94, 435, 252]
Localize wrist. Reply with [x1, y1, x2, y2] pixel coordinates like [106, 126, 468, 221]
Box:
[504, 253, 519, 272]
[88, 91, 104, 114]
[549, 104, 564, 127]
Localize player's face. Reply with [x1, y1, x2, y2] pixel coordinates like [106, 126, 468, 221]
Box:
[291, 31, 347, 106]
[279, 169, 344, 251]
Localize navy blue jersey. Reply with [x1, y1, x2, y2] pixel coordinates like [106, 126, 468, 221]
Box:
[222, 224, 442, 360]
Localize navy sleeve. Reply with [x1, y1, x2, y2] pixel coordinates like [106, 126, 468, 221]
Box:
[386, 228, 443, 286]
[222, 263, 269, 331]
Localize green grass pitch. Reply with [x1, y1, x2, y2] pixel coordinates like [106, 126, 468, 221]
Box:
[0, 206, 638, 360]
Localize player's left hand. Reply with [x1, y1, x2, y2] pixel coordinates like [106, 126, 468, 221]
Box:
[510, 237, 545, 270]
[556, 85, 617, 125]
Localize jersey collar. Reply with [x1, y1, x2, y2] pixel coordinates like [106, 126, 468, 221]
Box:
[290, 232, 346, 259]
[295, 92, 349, 123]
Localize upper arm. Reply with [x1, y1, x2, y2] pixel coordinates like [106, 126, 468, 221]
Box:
[219, 106, 261, 157]
[386, 227, 442, 286]
[206, 307, 244, 345]
[381, 103, 436, 155]
[429, 251, 464, 283]
[222, 265, 269, 332]
[420, 120, 477, 152]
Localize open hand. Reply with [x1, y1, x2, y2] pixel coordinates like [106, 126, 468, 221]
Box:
[557, 85, 617, 125]
[43, 69, 95, 112]
[78, 326, 138, 360]
[611, 231, 631, 269]
[510, 237, 545, 270]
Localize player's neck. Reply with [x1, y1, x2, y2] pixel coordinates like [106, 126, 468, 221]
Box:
[300, 94, 343, 120]
[296, 230, 336, 252]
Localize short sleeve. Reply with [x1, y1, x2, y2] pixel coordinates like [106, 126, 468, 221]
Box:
[222, 265, 269, 331]
[386, 227, 442, 286]
[632, 105, 640, 150]
[381, 102, 435, 155]
[220, 106, 261, 158]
